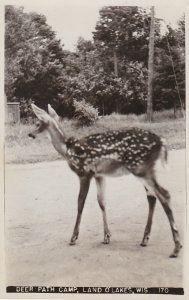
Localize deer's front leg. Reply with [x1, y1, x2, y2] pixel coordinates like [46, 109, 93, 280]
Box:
[70, 176, 91, 245]
[141, 188, 156, 247]
[95, 176, 111, 244]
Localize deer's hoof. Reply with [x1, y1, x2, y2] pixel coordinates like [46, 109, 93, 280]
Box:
[140, 236, 149, 247]
[103, 239, 110, 244]
[169, 252, 178, 258]
[103, 233, 111, 244]
[69, 235, 78, 245]
[69, 241, 76, 246]
[140, 242, 147, 247]
[169, 244, 182, 258]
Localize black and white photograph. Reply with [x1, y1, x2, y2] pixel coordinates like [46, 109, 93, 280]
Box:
[0, 0, 187, 298]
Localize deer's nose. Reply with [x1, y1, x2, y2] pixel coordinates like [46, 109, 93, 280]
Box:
[28, 133, 36, 139]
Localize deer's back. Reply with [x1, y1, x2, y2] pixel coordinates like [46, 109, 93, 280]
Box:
[66, 128, 163, 177]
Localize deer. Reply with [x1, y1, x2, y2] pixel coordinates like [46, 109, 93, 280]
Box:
[28, 103, 182, 258]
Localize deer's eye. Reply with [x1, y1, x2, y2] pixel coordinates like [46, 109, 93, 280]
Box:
[36, 122, 40, 128]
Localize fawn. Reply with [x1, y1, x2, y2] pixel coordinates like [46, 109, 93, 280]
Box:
[28, 104, 182, 257]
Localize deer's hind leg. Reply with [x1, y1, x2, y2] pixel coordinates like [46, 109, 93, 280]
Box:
[141, 187, 156, 247]
[95, 176, 111, 244]
[142, 175, 182, 258]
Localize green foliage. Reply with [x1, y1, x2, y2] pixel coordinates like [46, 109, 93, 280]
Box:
[73, 99, 99, 126]
[5, 6, 185, 119]
[153, 16, 185, 111]
[5, 5, 65, 113]
[19, 98, 34, 120]
[57, 35, 148, 116]
[5, 110, 185, 164]
[93, 6, 151, 64]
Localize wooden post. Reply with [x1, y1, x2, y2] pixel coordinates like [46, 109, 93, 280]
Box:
[147, 6, 155, 122]
[113, 49, 119, 113]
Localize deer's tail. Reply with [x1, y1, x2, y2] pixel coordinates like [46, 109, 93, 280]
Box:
[160, 138, 168, 167]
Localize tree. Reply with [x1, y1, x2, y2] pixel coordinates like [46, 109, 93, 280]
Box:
[57, 36, 148, 116]
[5, 5, 65, 116]
[93, 6, 151, 67]
[92, 7, 150, 114]
[153, 15, 185, 114]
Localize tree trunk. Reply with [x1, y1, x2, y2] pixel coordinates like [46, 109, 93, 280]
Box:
[113, 49, 118, 77]
[102, 100, 105, 116]
[147, 6, 155, 122]
[113, 49, 119, 113]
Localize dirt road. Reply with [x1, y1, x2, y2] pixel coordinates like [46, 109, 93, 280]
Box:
[5, 149, 185, 287]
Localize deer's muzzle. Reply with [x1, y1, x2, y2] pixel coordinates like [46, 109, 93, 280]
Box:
[28, 133, 36, 139]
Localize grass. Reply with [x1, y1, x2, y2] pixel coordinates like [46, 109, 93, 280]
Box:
[5, 110, 186, 164]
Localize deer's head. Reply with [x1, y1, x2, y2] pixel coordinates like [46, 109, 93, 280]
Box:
[28, 104, 60, 139]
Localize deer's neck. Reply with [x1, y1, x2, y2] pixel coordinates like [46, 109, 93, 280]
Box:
[48, 121, 67, 157]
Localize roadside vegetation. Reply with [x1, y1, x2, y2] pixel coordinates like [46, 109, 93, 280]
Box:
[5, 6, 185, 164]
[5, 110, 185, 164]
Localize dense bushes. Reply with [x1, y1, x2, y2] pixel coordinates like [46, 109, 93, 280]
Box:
[73, 99, 99, 126]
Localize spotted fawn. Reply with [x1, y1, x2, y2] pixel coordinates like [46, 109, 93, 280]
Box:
[28, 104, 182, 257]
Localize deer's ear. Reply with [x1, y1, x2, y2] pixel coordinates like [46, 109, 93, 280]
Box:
[31, 104, 50, 123]
[48, 104, 59, 121]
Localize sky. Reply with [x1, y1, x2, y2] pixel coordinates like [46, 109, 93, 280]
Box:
[8, 0, 186, 51]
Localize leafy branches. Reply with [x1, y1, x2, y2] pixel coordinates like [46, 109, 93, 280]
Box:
[73, 99, 99, 126]
[5, 5, 65, 109]
[5, 6, 185, 120]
